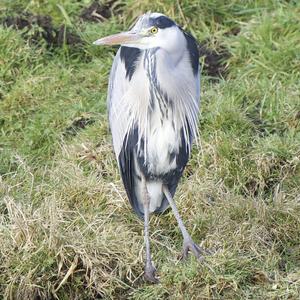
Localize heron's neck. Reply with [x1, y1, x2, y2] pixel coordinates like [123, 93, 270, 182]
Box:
[145, 47, 185, 84]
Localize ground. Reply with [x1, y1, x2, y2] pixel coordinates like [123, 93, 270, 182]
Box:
[0, 0, 300, 299]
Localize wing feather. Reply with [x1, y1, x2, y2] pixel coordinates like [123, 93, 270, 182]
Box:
[107, 47, 144, 216]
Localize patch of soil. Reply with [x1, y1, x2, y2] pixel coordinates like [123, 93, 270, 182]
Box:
[3, 14, 31, 29]
[225, 26, 241, 36]
[63, 116, 95, 137]
[2, 13, 82, 47]
[80, 1, 111, 22]
[198, 43, 230, 80]
[56, 25, 82, 46]
[80, 0, 122, 22]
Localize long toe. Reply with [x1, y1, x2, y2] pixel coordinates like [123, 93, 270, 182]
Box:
[144, 264, 159, 284]
[182, 239, 206, 261]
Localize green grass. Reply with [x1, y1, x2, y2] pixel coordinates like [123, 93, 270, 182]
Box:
[1, 0, 300, 299]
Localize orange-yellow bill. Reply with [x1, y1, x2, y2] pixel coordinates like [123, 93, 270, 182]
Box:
[93, 31, 142, 46]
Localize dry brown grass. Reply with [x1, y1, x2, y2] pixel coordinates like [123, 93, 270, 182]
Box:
[1, 0, 300, 299]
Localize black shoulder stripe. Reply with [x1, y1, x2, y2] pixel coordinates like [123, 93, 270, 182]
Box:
[182, 30, 199, 75]
[120, 46, 142, 81]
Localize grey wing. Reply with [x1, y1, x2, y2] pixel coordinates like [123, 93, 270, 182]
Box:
[107, 49, 129, 157]
[107, 48, 144, 218]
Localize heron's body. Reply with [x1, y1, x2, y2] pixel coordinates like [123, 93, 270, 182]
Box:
[94, 12, 204, 282]
[108, 19, 199, 217]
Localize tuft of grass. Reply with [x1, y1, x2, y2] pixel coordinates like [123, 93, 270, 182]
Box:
[1, 0, 300, 299]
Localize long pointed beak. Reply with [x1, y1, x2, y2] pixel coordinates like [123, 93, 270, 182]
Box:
[93, 31, 143, 46]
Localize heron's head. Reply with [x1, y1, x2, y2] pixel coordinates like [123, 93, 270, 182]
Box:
[93, 13, 185, 53]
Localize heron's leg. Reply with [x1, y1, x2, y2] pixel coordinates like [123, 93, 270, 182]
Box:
[162, 185, 205, 260]
[142, 176, 159, 283]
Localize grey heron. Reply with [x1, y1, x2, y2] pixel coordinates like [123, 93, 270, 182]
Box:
[94, 12, 204, 283]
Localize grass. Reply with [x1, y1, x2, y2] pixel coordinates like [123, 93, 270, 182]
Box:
[0, 0, 300, 299]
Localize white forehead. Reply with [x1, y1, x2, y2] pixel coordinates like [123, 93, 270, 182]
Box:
[132, 13, 176, 31]
[132, 12, 167, 30]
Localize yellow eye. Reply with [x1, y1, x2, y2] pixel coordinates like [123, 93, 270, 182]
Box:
[150, 26, 158, 34]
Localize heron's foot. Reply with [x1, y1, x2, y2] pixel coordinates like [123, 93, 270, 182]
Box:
[144, 263, 159, 284]
[181, 238, 206, 261]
